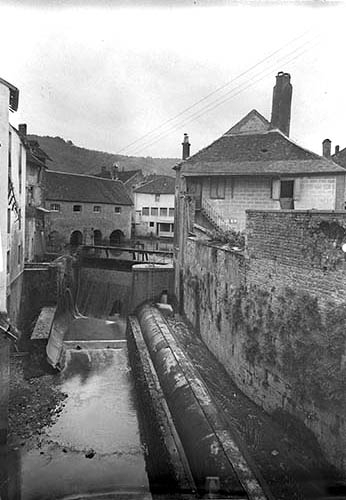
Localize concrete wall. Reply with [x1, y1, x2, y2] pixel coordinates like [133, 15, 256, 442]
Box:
[45, 200, 132, 249]
[185, 174, 344, 232]
[180, 210, 346, 470]
[131, 264, 174, 312]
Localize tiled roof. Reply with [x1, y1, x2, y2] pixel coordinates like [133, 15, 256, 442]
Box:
[43, 170, 133, 205]
[332, 149, 346, 170]
[181, 129, 345, 176]
[134, 175, 175, 194]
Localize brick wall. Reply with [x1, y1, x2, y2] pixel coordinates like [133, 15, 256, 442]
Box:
[181, 210, 346, 470]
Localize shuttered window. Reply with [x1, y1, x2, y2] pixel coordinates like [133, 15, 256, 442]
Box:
[210, 177, 225, 199]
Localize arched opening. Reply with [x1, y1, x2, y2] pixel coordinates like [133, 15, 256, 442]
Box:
[93, 229, 102, 246]
[109, 230, 124, 246]
[70, 230, 83, 247]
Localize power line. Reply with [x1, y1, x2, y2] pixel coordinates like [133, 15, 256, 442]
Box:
[127, 37, 320, 157]
[117, 29, 317, 156]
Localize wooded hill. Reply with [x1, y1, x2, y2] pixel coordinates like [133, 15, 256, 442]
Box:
[29, 135, 179, 177]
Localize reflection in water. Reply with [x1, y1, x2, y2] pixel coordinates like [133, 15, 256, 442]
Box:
[16, 346, 150, 500]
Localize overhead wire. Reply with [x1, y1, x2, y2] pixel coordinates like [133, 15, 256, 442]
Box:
[117, 30, 320, 157]
[126, 35, 321, 156]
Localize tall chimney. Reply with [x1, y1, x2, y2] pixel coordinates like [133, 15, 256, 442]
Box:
[18, 123, 27, 136]
[322, 139, 331, 158]
[270, 72, 292, 136]
[335, 145, 340, 155]
[182, 133, 190, 160]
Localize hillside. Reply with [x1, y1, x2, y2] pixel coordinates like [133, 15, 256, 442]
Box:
[28, 135, 179, 177]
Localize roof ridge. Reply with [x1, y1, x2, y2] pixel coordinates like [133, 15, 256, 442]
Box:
[45, 169, 123, 183]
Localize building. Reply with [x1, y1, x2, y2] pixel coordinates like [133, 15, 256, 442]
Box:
[175, 72, 346, 242]
[134, 175, 175, 238]
[43, 170, 133, 251]
[94, 164, 144, 200]
[18, 125, 51, 262]
[0, 78, 26, 326]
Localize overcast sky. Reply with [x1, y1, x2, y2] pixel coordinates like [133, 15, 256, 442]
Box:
[1, 0, 345, 159]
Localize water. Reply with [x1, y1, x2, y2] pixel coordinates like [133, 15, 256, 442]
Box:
[17, 319, 151, 500]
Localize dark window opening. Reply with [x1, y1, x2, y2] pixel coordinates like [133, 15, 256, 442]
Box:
[280, 180, 294, 198]
[73, 205, 82, 212]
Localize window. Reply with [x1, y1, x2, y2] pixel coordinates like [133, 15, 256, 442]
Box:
[50, 203, 61, 212]
[160, 207, 168, 217]
[17, 244, 22, 265]
[169, 207, 174, 217]
[159, 223, 172, 232]
[149, 222, 155, 227]
[280, 180, 294, 198]
[19, 144, 22, 193]
[151, 207, 158, 216]
[93, 205, 101, 213]
[155, 194, 160, 202]
[18, 209, 21, 230]
[210, 177, 225, 199]
[8, 131, 12, 179]
[7, 251, 10, 274]
[142, 207, 149, 216]
[114, 206, 121, 214]
[73, 205, 82, 212]
[7, 208, 10, 234]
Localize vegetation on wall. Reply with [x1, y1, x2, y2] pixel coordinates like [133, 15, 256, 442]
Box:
[211, 228, 245, 249]
[227, 284, 346, 410]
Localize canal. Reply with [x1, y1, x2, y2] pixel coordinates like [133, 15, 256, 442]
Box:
[13, 317, 152, 500]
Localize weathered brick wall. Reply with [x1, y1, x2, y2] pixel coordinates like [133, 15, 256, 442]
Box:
[182, 211, 346, 469]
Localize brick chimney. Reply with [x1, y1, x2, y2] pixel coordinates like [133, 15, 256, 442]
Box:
[322, 139, 331, 158]
[270, 72, 292, 136]
[182, 133, 190, 160]
[18, 123, 27, 136]
[335, 145, 340, 155]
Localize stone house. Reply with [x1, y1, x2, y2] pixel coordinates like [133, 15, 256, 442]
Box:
[0, 77, 26, 325]
[134, 175, 175, 239]
[174, 73, 346, 242]
[43, 170, 133, 251]
[18, 125, 51, 262]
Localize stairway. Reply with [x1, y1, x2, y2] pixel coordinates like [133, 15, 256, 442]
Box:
[200, 198, 233, 234]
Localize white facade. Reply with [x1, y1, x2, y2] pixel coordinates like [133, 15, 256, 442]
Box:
[0, 80, 26, 315]
[134, 192, 175, 238]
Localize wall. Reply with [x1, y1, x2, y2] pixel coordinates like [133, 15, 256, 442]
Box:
[186, 174, 341, 232]
[45, 200, 132, 248]
[0, 83, 10, 312]
[181, 210, 346, 470]
[131, 264, 174, 312]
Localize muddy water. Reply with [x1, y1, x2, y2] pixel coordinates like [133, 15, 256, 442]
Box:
[18, 320, 151, 500]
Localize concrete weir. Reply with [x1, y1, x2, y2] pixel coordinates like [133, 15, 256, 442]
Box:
[132, 304, 269, 500]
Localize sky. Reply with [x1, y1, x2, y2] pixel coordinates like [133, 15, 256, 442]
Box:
[1, 0, 346, 159]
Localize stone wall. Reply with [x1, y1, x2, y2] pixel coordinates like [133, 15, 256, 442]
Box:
[181, 210, 346, 470]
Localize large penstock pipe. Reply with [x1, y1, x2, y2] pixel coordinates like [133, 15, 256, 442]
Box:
[137, 304, 247, 498]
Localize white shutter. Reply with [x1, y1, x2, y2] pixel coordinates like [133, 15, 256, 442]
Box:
[271, 178, 280, 200]
[293, 178, 301, 200]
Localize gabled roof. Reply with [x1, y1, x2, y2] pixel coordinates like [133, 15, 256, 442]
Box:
[43, 170, 133, 205]
[181, 129, 345, 177]
[134, 175, 175, 194]
[0, 77, 19, 112]
[224, 109, 271, 135]
[332, 148, 346, 170]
